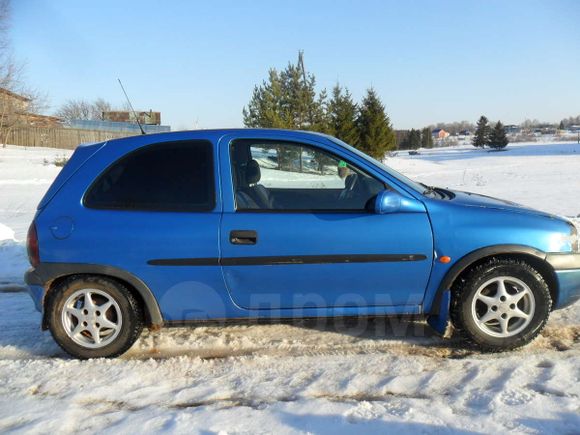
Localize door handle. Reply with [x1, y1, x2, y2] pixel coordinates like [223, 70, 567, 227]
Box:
[230, 230, 258, 245]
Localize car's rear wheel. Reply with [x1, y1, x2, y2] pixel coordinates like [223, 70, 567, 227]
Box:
[452, 258, 551, 351]
[46, 276, 143, 359]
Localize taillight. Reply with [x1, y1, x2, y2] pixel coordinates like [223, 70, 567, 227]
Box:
[27, 223, 40, 268]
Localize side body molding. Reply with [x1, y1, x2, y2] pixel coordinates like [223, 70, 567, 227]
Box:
[25, 263, 164, 328]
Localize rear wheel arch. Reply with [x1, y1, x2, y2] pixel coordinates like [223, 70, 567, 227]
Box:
[40, 266, 163, 329]
[432, 245, 558, 313]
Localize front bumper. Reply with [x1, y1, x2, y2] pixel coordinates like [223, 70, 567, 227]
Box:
[546, 253, 580, 309]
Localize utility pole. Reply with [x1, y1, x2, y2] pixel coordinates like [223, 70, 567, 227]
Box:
[298, 50, 314, 127]
[297, 50, 312, 172]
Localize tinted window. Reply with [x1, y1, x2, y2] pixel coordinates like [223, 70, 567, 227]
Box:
[85, 140, 215, 211]
[231, 139, 385, 211]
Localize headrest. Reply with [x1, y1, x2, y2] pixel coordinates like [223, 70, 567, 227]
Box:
[246, 159, 261, 185]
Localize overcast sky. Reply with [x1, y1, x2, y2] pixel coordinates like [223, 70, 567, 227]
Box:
[10, 0, 580, 130]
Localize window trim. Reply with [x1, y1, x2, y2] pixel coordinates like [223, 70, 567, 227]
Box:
[230, 139, 387, 213]
[83, 139, 216, 213]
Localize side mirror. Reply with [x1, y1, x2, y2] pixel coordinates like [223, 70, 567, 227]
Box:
[374, 190, 425, 214]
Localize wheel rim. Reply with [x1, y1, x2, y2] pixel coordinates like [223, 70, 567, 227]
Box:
[61, 288, 123, 349]
[471, 276, 535, 338]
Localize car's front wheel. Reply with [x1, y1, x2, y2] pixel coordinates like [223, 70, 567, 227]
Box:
[46, 276, 143, 359]
[453, 258, 552, 351]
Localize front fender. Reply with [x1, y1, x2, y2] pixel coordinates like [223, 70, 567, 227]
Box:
[428, 245, 548, 315]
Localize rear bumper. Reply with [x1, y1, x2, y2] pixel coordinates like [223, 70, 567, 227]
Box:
[24, 268, 44, 313]
[26, 284, 44, 313]
[546, 253, 580, 309]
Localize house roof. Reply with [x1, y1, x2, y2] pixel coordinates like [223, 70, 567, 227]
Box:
[0, 87, 31, 102]
[19, 112, 62, 122]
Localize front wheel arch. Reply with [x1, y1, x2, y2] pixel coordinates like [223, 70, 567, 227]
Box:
[431, 245, 558, 315]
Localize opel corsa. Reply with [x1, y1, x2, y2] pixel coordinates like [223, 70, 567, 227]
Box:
[25, 129, 580, 358]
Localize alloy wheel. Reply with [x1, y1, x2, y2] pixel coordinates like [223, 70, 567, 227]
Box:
[61, 288, 123, 349]
[471, 276, 535, 338]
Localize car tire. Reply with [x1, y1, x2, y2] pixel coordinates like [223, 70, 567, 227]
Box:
[46, 276, 144, 359]
[452, 258, 551, 351]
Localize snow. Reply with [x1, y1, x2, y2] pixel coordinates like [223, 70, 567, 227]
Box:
[387, 141, 580, 218]
[0, 142, 579, 433]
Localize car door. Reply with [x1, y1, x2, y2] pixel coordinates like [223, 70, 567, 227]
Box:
[219, 135, 433, 311]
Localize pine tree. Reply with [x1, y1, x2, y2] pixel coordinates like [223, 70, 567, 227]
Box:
[488, 121, 509, 150]
[242, 52, 327, 131]
[356, 88, 396, 159]
[243, 69, 289, 128]
[327, 84, 359, 144]
[472, 115, 490, 148]
[559, 120, 565, 130]
[403, 129, 421, 149]
[421, 127, 433, 148]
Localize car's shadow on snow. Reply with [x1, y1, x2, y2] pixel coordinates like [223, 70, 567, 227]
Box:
[128, 316, 477, 361]
[7, 290, 574, 362]
[0, 292, 474, 361]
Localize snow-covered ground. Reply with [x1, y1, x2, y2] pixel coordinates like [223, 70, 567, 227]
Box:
[0, 147, 72, 287]
[388, 142, 580, 218]
[0, 142, 579, 434]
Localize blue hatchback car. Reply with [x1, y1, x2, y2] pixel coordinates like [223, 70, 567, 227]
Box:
[25, 129, 580, 358]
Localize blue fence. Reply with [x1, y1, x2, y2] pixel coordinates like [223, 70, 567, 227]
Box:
[66, 119, 171, 134]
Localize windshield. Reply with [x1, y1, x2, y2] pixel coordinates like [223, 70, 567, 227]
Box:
[328, 137, 426, 194]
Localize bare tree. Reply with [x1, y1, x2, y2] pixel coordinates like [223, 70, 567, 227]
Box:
[55, 99, 92, 123]
[0, 0, 18, 146]
[91, 98, 112, 120]
[0, 0, 47, 146]
[55, 98, 113, 123]
[0, 0, 8, 53]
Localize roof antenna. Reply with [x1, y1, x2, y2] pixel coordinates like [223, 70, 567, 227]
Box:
[117, 78, 146, 135]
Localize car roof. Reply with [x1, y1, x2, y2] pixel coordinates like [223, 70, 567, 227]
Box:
[101, 128, 334, 148]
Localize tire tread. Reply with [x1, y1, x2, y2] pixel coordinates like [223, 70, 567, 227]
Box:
[45, 275, 144, 359]
[451, 258, 551, 352]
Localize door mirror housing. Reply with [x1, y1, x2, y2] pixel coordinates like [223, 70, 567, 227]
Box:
[374, 190, 425, 214]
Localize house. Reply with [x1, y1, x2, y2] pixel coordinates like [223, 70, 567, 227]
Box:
[103, 110, 161, 125]
[431, 128, 450, 139]
[0, 87, 62, 128]
[504, 125, 521, 135]
[0, 87, 29, 112]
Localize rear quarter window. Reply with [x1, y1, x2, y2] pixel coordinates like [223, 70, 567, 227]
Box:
[84, 140, 215, 212]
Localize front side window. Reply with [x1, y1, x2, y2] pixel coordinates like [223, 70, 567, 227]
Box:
[85, 140, 215, 212]
[230, 139, 385, 211]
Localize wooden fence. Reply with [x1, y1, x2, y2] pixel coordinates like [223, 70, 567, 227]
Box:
[4, 127, 139, 150]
